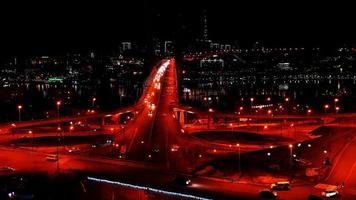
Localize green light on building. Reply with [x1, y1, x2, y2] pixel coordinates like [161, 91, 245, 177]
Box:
[48, 77, 63, 82]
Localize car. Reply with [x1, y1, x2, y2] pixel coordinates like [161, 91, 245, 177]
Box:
[173, 176, 191, 186]
[67, 147, 80, 153]
[0, 166, 15, 173]
[271, 181, 290, 190]
[153, 148, 160, 153]
[45, 154, 58, 162]
[8, 189, 34, 200]
[259, 189, 278, 199]
[322, 189, 339, 198]
[170, 144, 179, 152]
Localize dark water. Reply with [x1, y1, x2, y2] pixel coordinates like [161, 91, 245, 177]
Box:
[180, 77, 356, 113]
[0, 81, 143, 122]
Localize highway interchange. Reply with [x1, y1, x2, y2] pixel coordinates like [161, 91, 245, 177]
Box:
[1, 58, 356, 199]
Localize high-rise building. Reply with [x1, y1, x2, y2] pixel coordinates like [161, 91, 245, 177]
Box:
[202, 9, 209, 41]
[195, 9, 212, 51]
[164, 41, 174, 55]
[122, 42, 132, 52]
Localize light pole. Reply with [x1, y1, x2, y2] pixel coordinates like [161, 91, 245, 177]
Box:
[69, 125, 74, 147]
[208, 108, 214, 129]
[237, 143, 241, 172]
[28, 130, 33, 151]
[56, 126, 61, 174]
[56, 101, 61, 119]
[250, 97, 254, 114]
[289, 144, 293, 168]
[307, 109, 312, 115]
[324, 104, 329, 114]
[334, 98, 339, 110]
[285, 97, 290, 113]
[335, 106, 340, 126]
[17, 105, 22, 122]
[92, 97, 96, 109]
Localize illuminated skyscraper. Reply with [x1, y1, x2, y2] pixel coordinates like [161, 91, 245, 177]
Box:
[202, 9, 209, 41]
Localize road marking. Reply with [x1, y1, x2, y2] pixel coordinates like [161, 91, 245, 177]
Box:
[87, 176, 211, 200]
[127, 128, 138, 153]
[326, 136, 356, 181]
[345, 159, 356, 183]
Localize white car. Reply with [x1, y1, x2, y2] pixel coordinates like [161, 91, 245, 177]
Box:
[67, 147, 80, 153]
[322, 189, 339, 198]
[46, 154, 58, 161]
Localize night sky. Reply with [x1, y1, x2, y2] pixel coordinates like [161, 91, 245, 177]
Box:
[0, 1, 355, 59]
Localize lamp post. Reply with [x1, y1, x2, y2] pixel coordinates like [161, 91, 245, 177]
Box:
[289, 144, 293, 168]
[69, 125, 74, 146]
[307, 109, 312, 115]
[17, 105, 22, 122]
[56, 126, 61, 174]
[208, 108, 214, 129]
[334, 98, 339, 109]
[237, 143, 241, 172]
[250, 97, 254, 114]
[92, 97, 96, 109]
[324, 104, 329, 114]
[56, 101, 61, 119]
[28, 130, 33, 151]
[335, 106, 340, 126]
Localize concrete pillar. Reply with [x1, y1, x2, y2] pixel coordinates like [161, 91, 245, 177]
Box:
[179, 111, 185, 127]
[175, 111, 179, 119]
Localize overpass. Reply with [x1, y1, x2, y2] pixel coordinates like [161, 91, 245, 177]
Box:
[2, 56, 356, 199]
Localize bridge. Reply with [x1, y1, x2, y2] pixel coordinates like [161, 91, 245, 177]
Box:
[1, 57, 356, 199]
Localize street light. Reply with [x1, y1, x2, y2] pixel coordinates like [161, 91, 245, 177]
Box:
[56, 101, 61, 119]
[69, 125, 74, 146]
[289, 144, 293, 168]
[250, 97, 254, 112]
[334, 98, 339, 112]
[236, 143, 241, 172]
[324, 104, 329, 113]
[307, 109, 312, 115]
[17, 105, 22, 122]
[28, 130, 33, 150]
[92, 97, 96, 109]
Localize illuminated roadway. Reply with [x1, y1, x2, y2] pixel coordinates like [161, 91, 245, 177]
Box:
[2, 58, 356, 199]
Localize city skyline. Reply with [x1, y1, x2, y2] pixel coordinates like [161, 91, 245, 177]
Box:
[0, 2, 355, 199]
[1, 1, 356, 60]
